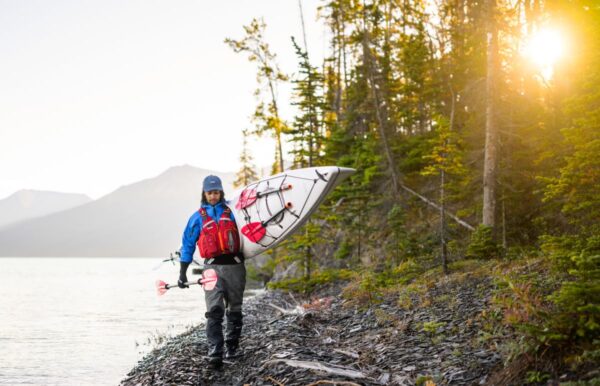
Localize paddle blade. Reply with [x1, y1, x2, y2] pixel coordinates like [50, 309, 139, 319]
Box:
[241, 222, 266, 243]
[236, 188, 257, 210]
[155, 280, 168, 296]
[200, 269, 218, 291]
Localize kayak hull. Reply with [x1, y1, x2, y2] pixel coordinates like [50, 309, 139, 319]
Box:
[230, 166, 355, 258]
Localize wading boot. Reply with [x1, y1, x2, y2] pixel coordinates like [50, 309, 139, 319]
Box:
[224, 344, 241, 359]
[224, 310, 243, 359]
[207, 345, 223, 368]
[205, 305, 225, 368]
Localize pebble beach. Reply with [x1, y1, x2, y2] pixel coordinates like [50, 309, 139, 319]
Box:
[121, 273, 504, 386]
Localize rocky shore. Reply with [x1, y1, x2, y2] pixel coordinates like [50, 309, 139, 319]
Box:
[121, 274, 502, 385]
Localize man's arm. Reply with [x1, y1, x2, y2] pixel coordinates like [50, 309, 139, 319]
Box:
[180, 212, 201, 263]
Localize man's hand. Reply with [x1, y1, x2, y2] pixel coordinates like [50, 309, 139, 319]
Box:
[178, 261, 190, 289]
[177, 275, 188, 288]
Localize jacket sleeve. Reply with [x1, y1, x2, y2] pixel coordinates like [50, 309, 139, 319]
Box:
[180, 212, 201, 263]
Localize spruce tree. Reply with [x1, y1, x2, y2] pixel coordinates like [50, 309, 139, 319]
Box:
[234, 129, 259, 188]
[421, 116, 468, 271]
[289, 37, 326, 168]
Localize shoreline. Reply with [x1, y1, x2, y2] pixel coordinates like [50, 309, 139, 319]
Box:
[121, 274, 502, 385]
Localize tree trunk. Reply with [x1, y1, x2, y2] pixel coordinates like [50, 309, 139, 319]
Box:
[441, 168, 448, 275]
[334, 14, 342, 119]
[268, 83, 285, 173]
[483, 0, 499, 230]
[361, 29, 400, 197]
[298, 0, 309, 54]
[502, 191, 507, 249]
[340, 4, 348, 90]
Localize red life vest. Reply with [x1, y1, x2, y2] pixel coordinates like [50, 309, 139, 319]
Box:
[197, 206, 240, 258]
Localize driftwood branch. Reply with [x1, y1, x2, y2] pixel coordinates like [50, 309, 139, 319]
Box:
[332, 348, 360, 359]
[397, 181, 475, 231]
[306, 381, 363, 386]
[262, 359, 368, 380]
[265, 375, 285, 386]
[267, 303, 304, 315]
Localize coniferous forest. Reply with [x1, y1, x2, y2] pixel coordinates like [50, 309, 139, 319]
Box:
[227, 0, 599, 382]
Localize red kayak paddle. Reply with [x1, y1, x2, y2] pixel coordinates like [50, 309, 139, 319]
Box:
[155, 269, 218, 296]
[241, 202, 293, 243]
[236, 184, 292, 210]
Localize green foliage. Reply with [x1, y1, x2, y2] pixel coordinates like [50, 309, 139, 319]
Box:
[538, 1, 600, 238]
[226, 18, 289, 173]
[232, 1, 600, 379]
[415, 375, 434, 386]
[421, 116, 467, 178]
[334, 239, 352, 260]
[234, 129, 259, 188]
[374, 259, 424, 287]
[341, 270, 383, 307]
[289, 37, 326, 169]
[422, 321, 447, 335]
[394, 131, 436, 175]
[542, 236, 600, 344]
[245, 263, 262, 283]
[322, 127, 383, 263]
[267, 268, 353, 293]
[489, 236, 600, 375]
[560, 379, 600, 386]
[343, 260, 426, 308]
[466, 225, 501, 259]
[525, 371, 550, 384]
[543, 75, 600, 235]
[385, 204, 409, 266]
[284, 220, 323, 280]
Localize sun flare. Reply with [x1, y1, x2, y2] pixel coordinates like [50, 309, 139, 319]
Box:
[523, 27, 567, 80]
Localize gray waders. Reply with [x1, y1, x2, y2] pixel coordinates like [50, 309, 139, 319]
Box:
[204, 263, 246, 359]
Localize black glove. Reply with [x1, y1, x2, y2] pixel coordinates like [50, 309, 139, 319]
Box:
[178, 261, 190, 288]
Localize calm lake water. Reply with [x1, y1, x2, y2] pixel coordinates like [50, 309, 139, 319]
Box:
[0, 257, 218, 385]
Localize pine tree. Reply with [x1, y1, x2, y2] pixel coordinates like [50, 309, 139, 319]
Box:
[283, 37, 329, 280]
[234, 129, 259, 188]
[324, 65, 384, 265]
[289, 37, 326, 168]
[421, 116, 468, 272]
[225, 18, 289, 173]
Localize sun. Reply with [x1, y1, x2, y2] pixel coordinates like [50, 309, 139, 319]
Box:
[523, 27, 567, 80]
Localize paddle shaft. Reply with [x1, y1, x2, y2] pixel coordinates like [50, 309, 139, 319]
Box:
[240, 203, 293, 243]
[163, 280, 202, 290]
[238, 184, 293, 209]
[256, 184, 292, 199]
[261, 205, 290, 226]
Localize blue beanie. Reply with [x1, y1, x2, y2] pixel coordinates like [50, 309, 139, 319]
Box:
[203, 175, 223, 192]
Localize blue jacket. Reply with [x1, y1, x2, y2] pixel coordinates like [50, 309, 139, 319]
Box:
[180, 201, 236, 263]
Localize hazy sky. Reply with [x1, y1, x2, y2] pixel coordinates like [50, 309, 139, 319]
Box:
[0, 0, 326, 199]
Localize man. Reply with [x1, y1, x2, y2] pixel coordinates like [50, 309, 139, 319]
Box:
[178, 175, 246, 367]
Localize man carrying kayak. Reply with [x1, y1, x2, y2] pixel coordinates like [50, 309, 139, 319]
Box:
[178, 175, 246, 368]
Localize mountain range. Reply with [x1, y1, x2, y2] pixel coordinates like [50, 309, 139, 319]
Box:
[0, 165, 235, 257]
[0, 190, 92, 229]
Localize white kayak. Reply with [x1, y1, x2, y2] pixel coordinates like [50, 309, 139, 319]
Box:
[230, 166, 355, 258]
